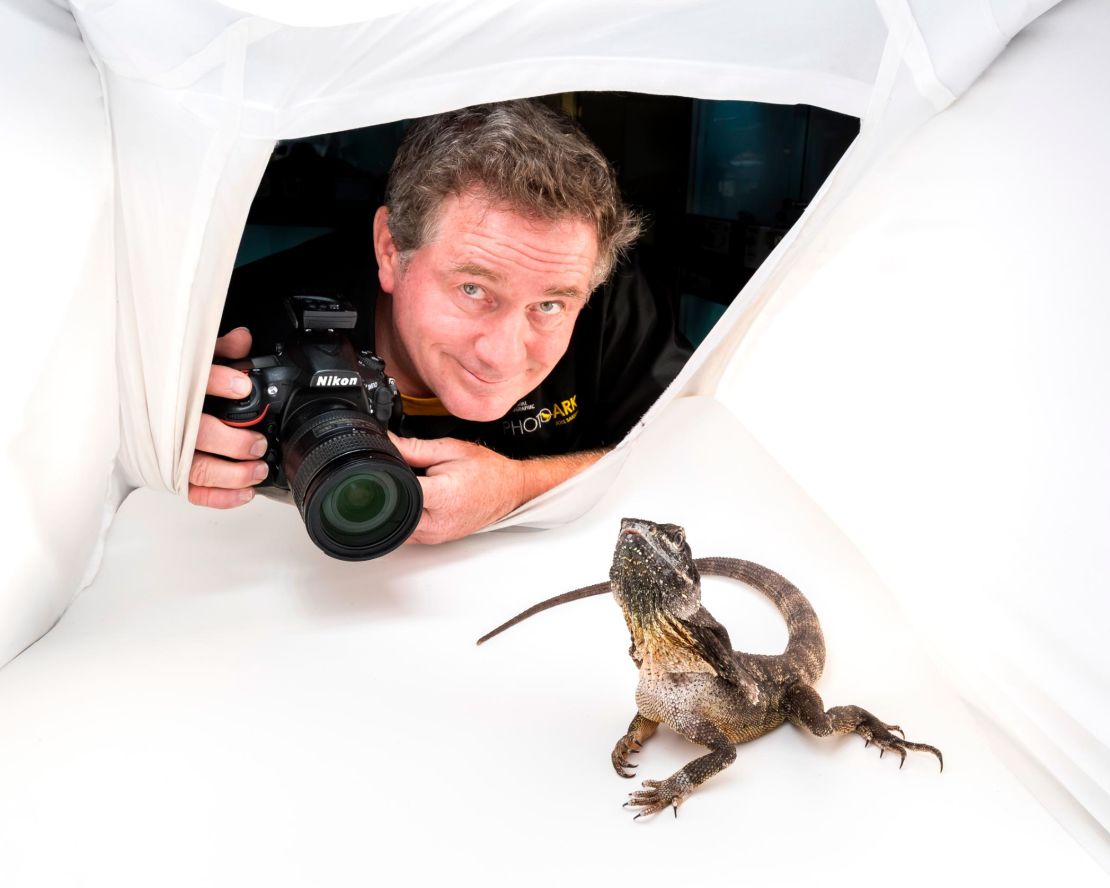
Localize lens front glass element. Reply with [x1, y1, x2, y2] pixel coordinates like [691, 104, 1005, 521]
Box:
[319, 469, 406, 547]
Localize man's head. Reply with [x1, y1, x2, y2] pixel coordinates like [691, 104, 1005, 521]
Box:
[372, 100, 642, 422]
[384, 100, 641, 289]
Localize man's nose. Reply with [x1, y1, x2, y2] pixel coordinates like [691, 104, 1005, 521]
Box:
[473, 310, 529, 374]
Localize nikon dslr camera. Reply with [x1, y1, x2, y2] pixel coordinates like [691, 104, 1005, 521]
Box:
[208, 294, 423, 560]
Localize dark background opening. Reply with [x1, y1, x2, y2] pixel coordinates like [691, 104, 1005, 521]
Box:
[229, 92, 858, 348]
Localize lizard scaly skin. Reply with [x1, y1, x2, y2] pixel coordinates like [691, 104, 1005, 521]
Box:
[479, 517, 942, 819]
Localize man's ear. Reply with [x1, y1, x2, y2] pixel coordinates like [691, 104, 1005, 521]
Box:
[373, 206, 401, 294]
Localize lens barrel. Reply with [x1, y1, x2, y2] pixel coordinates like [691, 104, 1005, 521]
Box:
[284, 409, 422, 560]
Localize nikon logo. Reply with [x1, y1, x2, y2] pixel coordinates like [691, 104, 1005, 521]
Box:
[311, 373, 360, 387]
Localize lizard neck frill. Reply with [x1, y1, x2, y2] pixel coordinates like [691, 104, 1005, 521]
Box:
[626, 608, 719, 675]
[609, 518, 711, 673]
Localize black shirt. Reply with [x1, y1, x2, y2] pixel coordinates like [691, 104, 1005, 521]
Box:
[223, 229, 692, 458]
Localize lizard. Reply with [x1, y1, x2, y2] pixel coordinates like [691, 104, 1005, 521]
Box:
[477, 517, 942, 819]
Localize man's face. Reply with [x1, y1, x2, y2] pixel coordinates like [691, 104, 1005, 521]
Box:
[373, 190, 598, 422]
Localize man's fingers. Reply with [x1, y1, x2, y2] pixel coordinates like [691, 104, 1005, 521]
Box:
[207, 363, 254, 400]
[208, 326, 253, 415]
[214, 326, 252, 360]
[415, 473, 449, 512]
[389, 433, 469, 468]
[189, 328, 259, 511]
[196, 413, 268, 461]
[406, 507, 451, 546]
[188, 484, 256, 510]
[189, 452, 269, 491]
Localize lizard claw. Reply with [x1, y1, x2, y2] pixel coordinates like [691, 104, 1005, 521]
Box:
[626, 777, 689, 820]
[611, 736, 645, 779]
[855, 712, 943, 772]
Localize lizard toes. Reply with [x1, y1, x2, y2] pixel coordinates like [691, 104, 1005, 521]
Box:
[901, 740, 944, 772]
[628, 801, 666, 819]
[874, 738, 906, 768]
[867, 726, 943, 773]
[626, 787, 686, 820]
[626, 776, 688, 820]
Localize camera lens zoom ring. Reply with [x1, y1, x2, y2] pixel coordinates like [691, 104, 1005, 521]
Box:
[288, 426, 397, 513]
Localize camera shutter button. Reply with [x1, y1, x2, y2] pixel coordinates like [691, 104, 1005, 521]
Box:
[222, 375, 269, 427]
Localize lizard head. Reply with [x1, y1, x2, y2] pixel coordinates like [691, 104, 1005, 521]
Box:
[475, 517, 703, 648]
[610, 518, 701, 625]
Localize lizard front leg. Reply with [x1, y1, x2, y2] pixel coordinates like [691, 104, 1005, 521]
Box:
[611, 713, 658, 778]
[624, 722, 736, 819]
[783, 682, 943, 770]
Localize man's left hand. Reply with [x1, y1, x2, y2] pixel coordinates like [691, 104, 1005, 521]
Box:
[389, 435, 527, 545]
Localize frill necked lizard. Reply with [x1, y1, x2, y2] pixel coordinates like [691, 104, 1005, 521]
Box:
[478, 518, 942, 819]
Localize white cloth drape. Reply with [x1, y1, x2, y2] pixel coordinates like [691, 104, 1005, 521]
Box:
[5, 0, 1107, 870]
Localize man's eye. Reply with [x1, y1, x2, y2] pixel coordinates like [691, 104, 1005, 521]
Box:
[461, 283, 483, 298]
[536, 301, 563, 315]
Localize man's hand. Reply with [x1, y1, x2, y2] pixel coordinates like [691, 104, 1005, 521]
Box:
[189, 327, 269, 509]
[389, 435, 606, 545]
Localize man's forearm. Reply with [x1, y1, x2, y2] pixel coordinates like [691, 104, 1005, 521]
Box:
[516, 448, 610, 506]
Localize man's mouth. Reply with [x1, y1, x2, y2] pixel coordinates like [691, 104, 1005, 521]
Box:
[458, 361, 509, 386]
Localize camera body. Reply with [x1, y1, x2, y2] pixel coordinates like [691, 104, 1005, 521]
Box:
[208, 294, 423, 560]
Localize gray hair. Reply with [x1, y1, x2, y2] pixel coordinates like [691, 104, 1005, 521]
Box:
[384, 100, 642, 289]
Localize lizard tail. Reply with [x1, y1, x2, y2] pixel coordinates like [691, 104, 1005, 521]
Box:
[476, 580, 611, 645]
[694, 557, 826, 684]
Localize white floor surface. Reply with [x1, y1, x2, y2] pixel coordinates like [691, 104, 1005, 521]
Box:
[0, 397, 1102, 886]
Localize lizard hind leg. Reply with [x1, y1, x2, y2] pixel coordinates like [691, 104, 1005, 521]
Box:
[783, 682, 943, 771]
[611, 713, 659, 778]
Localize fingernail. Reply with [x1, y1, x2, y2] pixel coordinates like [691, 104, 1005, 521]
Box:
[232, 376, 252, 397]
[250, 437, 268, 458]
[252, 462, 269, 481]
[238, 488, 255, 504]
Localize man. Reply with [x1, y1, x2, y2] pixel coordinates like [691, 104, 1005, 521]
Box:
[192, 100, 690, 543]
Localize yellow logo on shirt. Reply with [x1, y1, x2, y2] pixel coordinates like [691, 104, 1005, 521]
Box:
[504, 394, 578, 436]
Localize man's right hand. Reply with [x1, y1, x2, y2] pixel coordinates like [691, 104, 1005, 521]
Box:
[189, 327, 269, 509]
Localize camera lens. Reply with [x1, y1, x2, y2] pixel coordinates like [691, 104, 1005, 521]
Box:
[284, 409, 422, 560]
[324, 473, 398, 536]
[318, 467, 405, 544]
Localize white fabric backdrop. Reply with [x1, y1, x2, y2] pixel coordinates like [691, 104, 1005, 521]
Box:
[716, 0, 1110, 861]
[0, 0, 117, 667]
[2, 0, 1106, 874]
[66, 0, 1054, 513]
